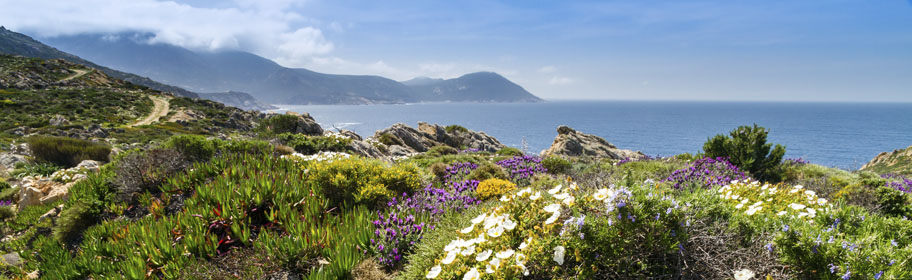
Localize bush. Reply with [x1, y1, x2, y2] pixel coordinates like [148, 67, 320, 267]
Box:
[27, 136, 110, 167]
[444, 125, 469, 134]
[302, 157, 423, 207]
[475, 178, 516, 200]
[495, 147, 523, 156]
[0, 203, 13, 221]
[876, 187, 912, 218]
[9, 162, 62, 179]
[113, 148, 189, 201]
[429, 162, 448, 179]
[541, 156, 571, 175]
[164, 134, 216, 162]
[277, 133, 349, 155]
[0, 178, 8, 190]
[426, 145, 458, 157]
[259, 114, 302, 135]
[703, 124, 786, 182]
[377, 133, 403, 147]
[466, 163, 508, 182]
[53, 202, 99, 243]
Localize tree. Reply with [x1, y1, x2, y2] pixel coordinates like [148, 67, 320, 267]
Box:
[703, 124, 786, 182]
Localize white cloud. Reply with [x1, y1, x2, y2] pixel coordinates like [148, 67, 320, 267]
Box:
[538, 66, 557, 73]
[0, 0, 332, 66]
[548, 76, 575, 85]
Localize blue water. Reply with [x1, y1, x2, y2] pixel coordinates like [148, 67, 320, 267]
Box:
[271, 101, 912, 170]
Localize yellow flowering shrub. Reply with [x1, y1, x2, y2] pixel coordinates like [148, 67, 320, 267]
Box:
[717, 180, 830, 220]
[475, 178, 516, 200]
[300, 156, 422, 207]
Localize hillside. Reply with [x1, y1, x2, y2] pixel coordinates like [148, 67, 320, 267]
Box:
[40, 33, 542, 105]
[403, 72, 542, 103]
[862, 145, 912, 175]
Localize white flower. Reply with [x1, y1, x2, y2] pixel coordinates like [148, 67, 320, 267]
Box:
[475, 233, 487, 244]
[794, 185, 804, 189]
[789, 203, 806, 210]
[426, 265, 442, 279]
[804, 190, 816, 196]
[515, 252, 527, 264]
[502, 219, 516, 230]
[745, 206, 762, 216]
[553, 246, 566, 265]
[554, 193, 570, 200]
[441, 251, 458, 264]
[476, 249, 492, 262]
[485, 264, 495, 273]
[543, 204, 561, 213]
[487, 226, 504, 238]
[817, 198, 828, 205]
[463, 268, 481, 280]
[777, 211, 787, 216]
[461, 244, 476, 256]
[518, 241, 528, 250]
[517, 187, 532, 196]
[545, 211, 561, 225]
[517, 263, 530, 276]
[562, 196, 575, 206]
[500, 195, 511, 202]
[530, 191, 541, 200]
[471, 213, 487, 225]
[461, 224, 475, 234]
[496, 249, 515, 259]
[593, 189, 610, 201]
[444, 240, 459, 252]
[548, 185, 562, 194]
[735, 203, 744, 209]
[733, 268, 756, 280]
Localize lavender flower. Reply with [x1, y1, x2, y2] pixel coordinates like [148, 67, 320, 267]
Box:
[496, 155, 547, 185]
[662, 157, 750, 189]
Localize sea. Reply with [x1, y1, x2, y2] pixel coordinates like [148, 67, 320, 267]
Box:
[269, 101, 912, 170]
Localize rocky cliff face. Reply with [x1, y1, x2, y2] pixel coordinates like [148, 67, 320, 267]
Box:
[862, 145, 912, 175]
[541, 126, 643, 159]
[371, 122, 504, 155]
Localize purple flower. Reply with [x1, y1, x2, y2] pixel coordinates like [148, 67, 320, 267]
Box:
[874, 271, 883, 280]
[662, 157, 750, 189]
[842, 270, 851, 280]
[765, 243, 773, 252]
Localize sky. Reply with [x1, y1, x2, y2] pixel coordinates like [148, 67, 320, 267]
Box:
[1, 0, 911, 102]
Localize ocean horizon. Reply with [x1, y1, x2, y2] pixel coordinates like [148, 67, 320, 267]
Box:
[270, 100, 912, 170]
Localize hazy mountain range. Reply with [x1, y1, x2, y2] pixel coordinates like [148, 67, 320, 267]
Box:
[36, 32, 542, 105]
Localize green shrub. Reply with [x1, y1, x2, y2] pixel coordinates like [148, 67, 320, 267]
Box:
[9, 162, 62, 179]
[703, 124, 785, 182]
[876, 187, 912, 218]
[113, 148, 188, 201]
[53, 202, 99, 243]
[426, 145, 457, 157]
[0, 178, 9, 190]
[164, 134, 216, 162]
[27, 136, 110, 167]
[259, 114, 302, 135]
[277, 133, 349, 155]
[0, 205, 13, 221]
[429, 162, 448, 179]
[466, 162, 508, 182]
[475, 178, 516, 200]
[542, 156, 571, 174]
[377, 133, 403, 146]
[218, 139, 275, 156]
[444, 125, 469, 134]
[495, 147, 523, 156]
[301, 157, 423, 207]
[0, 187, 16, 202]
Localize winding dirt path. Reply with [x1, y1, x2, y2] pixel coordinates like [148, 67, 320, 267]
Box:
[60, 69, 89, 82]
[131, 96, 170, 127]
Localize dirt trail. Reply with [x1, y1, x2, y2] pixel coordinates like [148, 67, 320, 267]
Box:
[60, 69, 89, 82]
[131, 96, 170, 127]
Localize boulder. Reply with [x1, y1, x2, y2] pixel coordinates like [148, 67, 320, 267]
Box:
[373, 122, 505, 154]
[373, 123, 440, 153]
[49, 114, 69, 126]
[1, 252, 22, 266]
[0, 153, 28, 170]
[11, 126, 28, 136]
[17, 186, 43, 210]
[541, 125, 643, 159]
[40, 182, 74, 205]
[347, 140, 386, 159]
[283, 112, 324, 136]
[76, 160, 102, 172]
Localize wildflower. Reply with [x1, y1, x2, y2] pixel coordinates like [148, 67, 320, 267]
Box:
[842, 270, 851, 280]
[789, 203, 806, 210]
[476, 249, 492, 262]
[553, 246, 566, 265]
[426, 265, 442, 279]
[544, 203, 561, 213]
[517, 187, 532, 196]
[733, 269, 755, 280]
[463, 268, 481, 280]
[441, 251, 457, 264]
[828, 263, 838, 274]
[502, 219, 516, 230]
[461, 224, 475, 234]
[765, 243, 773, 252]
[891, 239, 898, 247]
[777, 211, 787, 216]
[515, 252, 527, 264]
[875, 271, 883, 280]
[554, 193, 570, 200]
[782, 224, 789, 232]
[487, 226, 504, 238]
[548, 185, 562, 194]
[500, 195, 511, 202]
[745, 206, 762, 216]
[471, 213, 487, 225]
[530, 191, 541, 200]
[496, 249, 514, 259]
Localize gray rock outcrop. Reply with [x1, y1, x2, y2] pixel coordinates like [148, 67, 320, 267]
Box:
[278, 112, 324, 136]
[370, 122, 504, 155]
[541, 125, 643, 159]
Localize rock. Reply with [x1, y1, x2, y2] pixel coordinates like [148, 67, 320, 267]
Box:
[11, 126, 28, 136]
[49, 114, 69, 126]
[373, 123, 439, 153]
[76, 160, 102, 172]
[346, 140, 385, 159]
[1, 252, 22, 266]
[0, 153, 28, 170]
[372, 122, 505, 154]
[861, 145, 912, 174]
[39, 182, 73, 205]
[338, 130, 362, 141]
[280, 112, 324, 136]
[37, 206, 61, 222]
[18, 186, 43, 210]
[87, 124, 109, 138]
[541, 125, 643, 159]
[11, 143, 30, 155]
[387, 145, 417, 157]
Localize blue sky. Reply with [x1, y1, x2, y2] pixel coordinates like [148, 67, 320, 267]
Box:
[2, 0, 911, 101]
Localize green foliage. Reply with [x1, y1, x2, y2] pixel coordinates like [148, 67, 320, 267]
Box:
[475, 178, 516, 200]
[164, 134, 216, 162]
[444, 125, 469, 134]
[426, 145, 458, 157]
[0, 178, 9, 190]
[0, 85, 152, 132]
[259, 114, 303, 135]
[299, 157, 423, 207]
[466, 162, 508, 181]
[541, 155, 571, 174]
[402, 153, 488, 169]
[703, 124, 786, 182]
[860, 145, 912, 175]
[27, 136, 110, 167]
[9, 162, 63, 179]
[53, 202, 99, 243]
[277, 133, 350, 155]
[376, 133, 403, 146]
[495, 147, 523, 156]
[429, 162, 448, 179]
[0, 205, 13, 221]
[875, 187, 912, 218]
[113, 148, 188, 201]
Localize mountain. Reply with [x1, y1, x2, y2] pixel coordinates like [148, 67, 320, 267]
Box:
[198, 91, 277, 111]
[0, 26, 197, 98]
[404, 72, 542, 103]
[39, 32, 542, 105]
